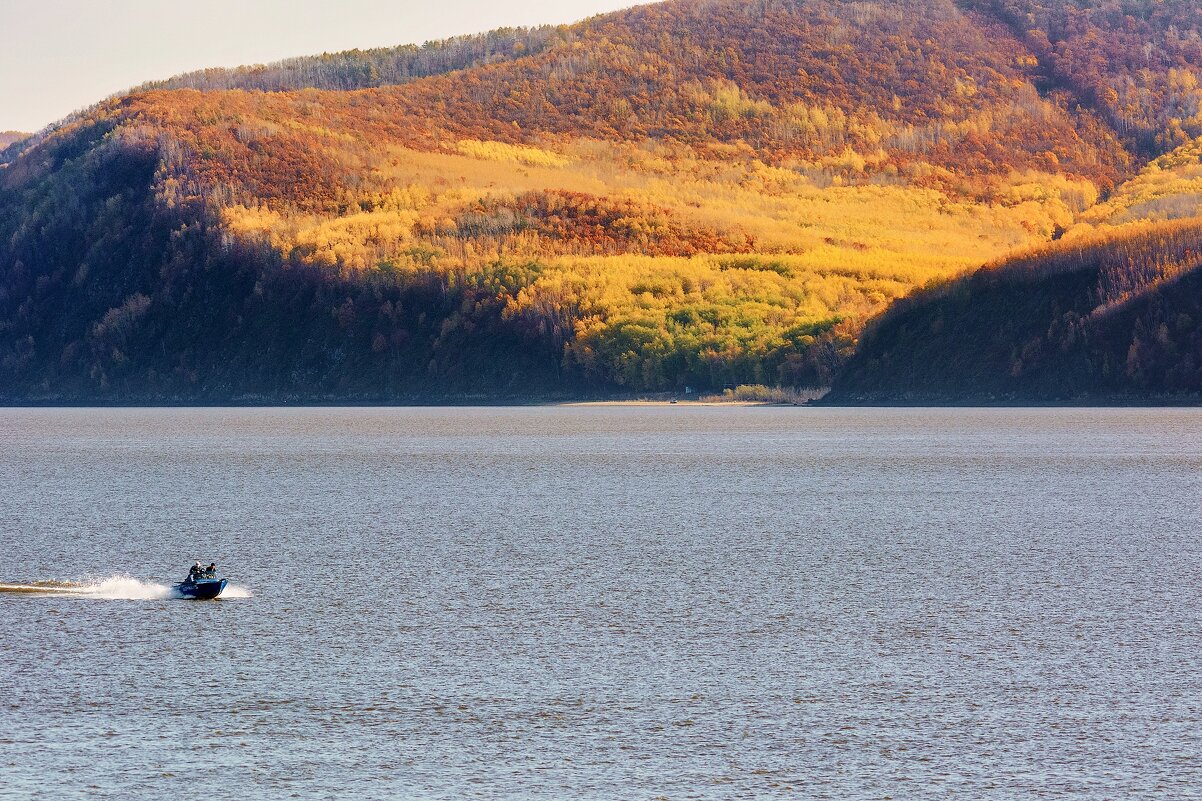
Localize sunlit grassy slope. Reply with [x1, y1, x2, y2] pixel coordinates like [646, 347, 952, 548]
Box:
[1072, 136, 1202, 232]
[213, 130, 1088, 385]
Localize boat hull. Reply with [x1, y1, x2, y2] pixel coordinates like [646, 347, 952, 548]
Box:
[174, 578, 227, 600]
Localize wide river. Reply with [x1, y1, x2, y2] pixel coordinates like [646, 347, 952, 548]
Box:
[2, 407, 1201, 800]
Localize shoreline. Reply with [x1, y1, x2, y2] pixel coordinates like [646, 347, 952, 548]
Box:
[8, 391, 1202, 409]
[558, 399, 798, 407]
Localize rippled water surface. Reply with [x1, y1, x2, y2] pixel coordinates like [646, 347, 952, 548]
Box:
[3, 406, 1202, 800]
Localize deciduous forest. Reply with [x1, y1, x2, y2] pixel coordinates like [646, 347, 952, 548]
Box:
[3, 0, 1202, 401]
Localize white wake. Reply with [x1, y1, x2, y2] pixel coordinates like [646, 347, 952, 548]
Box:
[79, 575, 175, 600]
[0, 574, 251, 600]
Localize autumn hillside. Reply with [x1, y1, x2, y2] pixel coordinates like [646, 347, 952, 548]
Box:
[827, 124, 1202, 403]
[0, 132, 28, 149]
[2, 0, 1201, 401]
[820, 0, 1202, 402]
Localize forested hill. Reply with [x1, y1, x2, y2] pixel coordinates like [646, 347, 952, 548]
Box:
[824, 0, 1202, 402]
[826, 219, 1202, 403]
[132, 26, 569, 93]
[0, 132, 28, 149]
[3, 0, 1202, 402]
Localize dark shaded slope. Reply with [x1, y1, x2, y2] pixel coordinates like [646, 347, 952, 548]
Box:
[827, 221, 1202, 403]
[0, 122, 576, 403]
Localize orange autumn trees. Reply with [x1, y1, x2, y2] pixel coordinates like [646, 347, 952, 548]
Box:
[976, 0, 1202, 153]
[436, 191, 756, 258]
[65, 0, 1132, 209]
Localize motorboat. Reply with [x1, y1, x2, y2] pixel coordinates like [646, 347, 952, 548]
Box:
[174, 558, 232, 600]
[174, 575, 228, 600]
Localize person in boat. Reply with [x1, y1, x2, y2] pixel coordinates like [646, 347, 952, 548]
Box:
[204, 563, 218, 579]
[186, 561, 203, 582]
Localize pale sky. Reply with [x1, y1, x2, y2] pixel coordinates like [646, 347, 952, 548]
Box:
[0, 0, 650, 133]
